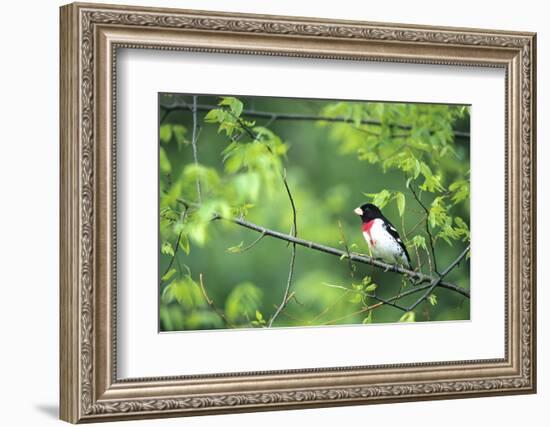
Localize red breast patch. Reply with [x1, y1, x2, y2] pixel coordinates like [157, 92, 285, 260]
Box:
[362, 220, 376, 246]
[362, 220, 375, 233]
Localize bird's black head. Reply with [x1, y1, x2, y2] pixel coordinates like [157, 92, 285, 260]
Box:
[353, 203, 383, 222]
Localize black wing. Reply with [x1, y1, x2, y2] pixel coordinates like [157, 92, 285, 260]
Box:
[381, 217, 412, 268]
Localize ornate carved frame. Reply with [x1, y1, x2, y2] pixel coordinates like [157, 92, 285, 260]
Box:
[59, 2, 537, 423]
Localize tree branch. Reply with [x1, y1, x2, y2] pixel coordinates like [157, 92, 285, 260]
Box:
[160, 102, 470, 139]
[176, 199, 468, 299]
[268, 171, 298, 327]
[191, 95, 202, 203]
[364, 292, 409, 311]
[198, 274, 234, 328]
[409, 183, 439, 275]
[406, 244, 470, 312]
[213, 212, 469, 298]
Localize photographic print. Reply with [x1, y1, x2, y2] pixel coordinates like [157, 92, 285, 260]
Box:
[158, 94, 471, 331]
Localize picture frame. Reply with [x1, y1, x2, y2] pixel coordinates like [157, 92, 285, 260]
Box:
[59, 2, 536, 423]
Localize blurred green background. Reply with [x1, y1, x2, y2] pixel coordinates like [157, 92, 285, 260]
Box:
[158, 93, 470, 331]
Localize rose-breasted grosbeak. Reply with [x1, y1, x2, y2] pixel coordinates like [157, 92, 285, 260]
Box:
[353, 203, 412, 270]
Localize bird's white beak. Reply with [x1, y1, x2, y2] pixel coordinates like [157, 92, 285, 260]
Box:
[353, 207, 363, 216]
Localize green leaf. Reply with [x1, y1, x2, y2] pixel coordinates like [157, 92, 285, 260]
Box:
[428, 294, 438, 306]
[219, 97, 244, 117]
[161, 241, 175, 257]
[395, 192, 406, 217]
[449, 179, 470, 205]
[159, 305, 174, 331]
[428, 196, 448, 228]
[185, 311, 224, 329]
[160, 305, 186, 331]
[160, 207, 179, 224]
[188, 222, 207, 246]
[159, 147, 171, 174]
[419, 162, 444, 192]
[161, 276, 205, 309]
[227, 241, 244, 253]
[365, 283, 378, 293]
[363, 189, 392, 209]
[179, 232, 190, 255]
[399, 311, 416, 322]
[185, 200, 230, 247]
[225, 282, 263, 322]
[204, 108, 222, 123]
[321, 101, 350, 119]
[161, 268, 177, 282]
[160, 124, 172, 143]
[232, 172, 261, 202]
[348, 293, 362, 304]
[357, 149, 379, 163]
[172, 125, 187, 148]
[409, 235, 427, 251]
[181, 164, 221, 198]
[223, 145, 244, 173]
[218, 120, 238, 137]
[454, 216, 471, 241]
[414, 159, 421, 179]
[362, 311, 374, 324]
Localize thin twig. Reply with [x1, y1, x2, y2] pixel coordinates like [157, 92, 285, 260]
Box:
[409, 183, 439, 275]
[323, 303, 385, 325]
[323, 282, 408, 312]
[310, 289, 353, 323]
[198, 274, 234, 327]
[277, 307, 306, 323]
[363, 291, 408, 312]
[405, 214, 428, 238]
[191, 95, 202, 203]
[406, 245, 470, 312]
[268, 170, 298, 327]
[159, 108, 170, 124]
[414, 244, 422, 275]
[337, 220, 356, 279]
[231, 232, 267, 253]
[322, 279, 456, 325]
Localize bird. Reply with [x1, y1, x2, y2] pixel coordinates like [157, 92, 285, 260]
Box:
[353, 203, 412, 270]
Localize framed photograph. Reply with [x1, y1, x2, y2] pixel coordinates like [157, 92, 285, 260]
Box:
[60, 2, 536, 423]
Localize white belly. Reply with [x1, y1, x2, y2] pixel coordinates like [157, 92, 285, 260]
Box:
[363, 219, 408, 266]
